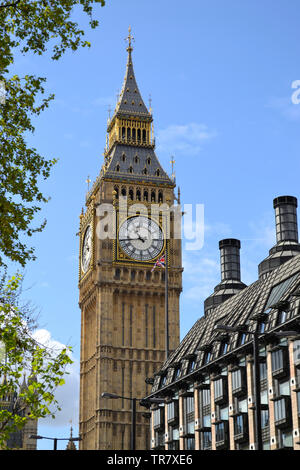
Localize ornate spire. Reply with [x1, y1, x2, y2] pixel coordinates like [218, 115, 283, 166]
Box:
[66, 425, 77, 450]
[113, 26, 150, 119]
[102, 28, 173, 186]
[125, 25, 134, 53]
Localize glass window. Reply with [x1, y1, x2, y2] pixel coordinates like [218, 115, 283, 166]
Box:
[278, 310, 287, 324]
[214, 378, 224, 400]
[263, 440, 270, 450]
[261, 390, 268, 405]
[279, 380, 290, 396]
[271, 349, 284, 373]
[153, 408, 162, 428]
[215, 422, 226, 442]
[234, 414, 246, 435]
[261, 409, 269, 429]
[280, 431, 293, 449]
[220, 342, 229, 356]
[203, 414, 211, 428]
[184, 396, 194, 415]
[202, 388, 211, 407]
[185, 437, 195, 450]
[274, 398, 287, 422]
[232, 369, 242, 392]
[172, 427, 179, 441]
[297, 392, 300, 414]
[238, 399, 248, 413]
[167, 401, 178, 422]
[264, 273, 299, 311]
[220, 407, 228, 421]
[260, 362, 267, 381]
[203, 351, 211, 364]
[202, 431, 212, 449]
[258, 322, 266, 333]
[160, 375, 167, 387]
[188, 359, 195, 373]
[293, 340, 300, 364]
[174, 367, 181, 380]
[238, 333, 247, 346]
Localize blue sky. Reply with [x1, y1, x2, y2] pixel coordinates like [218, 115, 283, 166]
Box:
[6, 0, 300, 449]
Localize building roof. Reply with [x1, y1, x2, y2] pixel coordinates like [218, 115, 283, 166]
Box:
[150, 253, 300, 395]
[103, 144, 171, 185]
[111, 29, 151, 121]
[113, 48, 151, 120]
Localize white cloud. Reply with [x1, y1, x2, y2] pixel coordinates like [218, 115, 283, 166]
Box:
[266, 95, 300, 121]
[32, 329, 79, 428]
[182, 250, 220, 302]
[156, 123, 217, 156]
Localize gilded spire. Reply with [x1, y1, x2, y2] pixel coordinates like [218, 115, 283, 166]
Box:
[103, 28, 173, 186]
[125, 25, 134, 53]
[112, 27, 150, 119]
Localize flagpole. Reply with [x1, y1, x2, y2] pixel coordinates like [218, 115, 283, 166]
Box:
[165, 242, 169, 360]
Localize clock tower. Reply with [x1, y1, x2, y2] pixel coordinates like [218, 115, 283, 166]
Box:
[78, 29, 182, 450]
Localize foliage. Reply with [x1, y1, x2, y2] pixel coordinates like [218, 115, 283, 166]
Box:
[0, 274, 73, 449]
[0, 0, 105, 267]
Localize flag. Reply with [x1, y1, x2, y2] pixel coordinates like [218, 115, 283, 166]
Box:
[151, 254, 165, 272]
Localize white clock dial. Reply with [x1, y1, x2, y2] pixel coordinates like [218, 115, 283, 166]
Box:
[81, 225, 92, 273]
[118, 216, 164, 261]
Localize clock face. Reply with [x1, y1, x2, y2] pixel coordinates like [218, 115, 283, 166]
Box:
[81, 225, 92, 273]
[118, 216, 164, 261]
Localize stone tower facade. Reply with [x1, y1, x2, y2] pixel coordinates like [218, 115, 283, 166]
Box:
[0, 376, 37, 450]
[78, 30, 182, 450]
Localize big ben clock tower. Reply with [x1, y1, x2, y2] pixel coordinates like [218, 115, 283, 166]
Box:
[78, 29, 182, 450]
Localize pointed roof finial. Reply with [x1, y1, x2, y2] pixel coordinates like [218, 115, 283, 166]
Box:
[125, 25, 134, 52]
[86, 175, 91, 192]
[170, 157, 176, 181]
[149, 94, 152, 114]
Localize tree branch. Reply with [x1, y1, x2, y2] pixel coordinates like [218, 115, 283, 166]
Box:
[0, 0, 21, 8]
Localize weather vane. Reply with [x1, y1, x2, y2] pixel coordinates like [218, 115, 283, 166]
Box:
[86, 175, 91, 192]
[125, 25, 135, 51]
[170, 157, 175, 181]
[149, 94, 152, 113]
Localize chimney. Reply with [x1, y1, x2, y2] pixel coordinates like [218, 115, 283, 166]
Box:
[274, 196, 298, 243]
[219, 239, 242, 282]
[258, 195, 300, 279]
[204, 239, 246, 317]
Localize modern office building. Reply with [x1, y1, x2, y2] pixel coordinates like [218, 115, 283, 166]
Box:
[144, 196, 300, 450]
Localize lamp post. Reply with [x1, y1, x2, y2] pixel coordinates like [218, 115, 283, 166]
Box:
[101, 392, 164, 450]
[214, 324, 263, 451]
[29, 434, 81, 450]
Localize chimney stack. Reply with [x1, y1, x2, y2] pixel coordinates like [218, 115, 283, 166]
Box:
[219, 238, 242, 282]
[258, 195, 300, 279]
[273, 196, 298, 244]
[204, 239, 246, 317]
